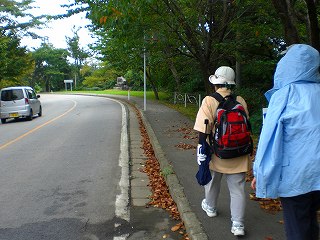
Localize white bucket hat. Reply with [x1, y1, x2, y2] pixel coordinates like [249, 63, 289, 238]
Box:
[209, 66, 236, 85]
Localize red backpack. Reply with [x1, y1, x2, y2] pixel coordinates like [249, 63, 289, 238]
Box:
[211, 93, 253, 159]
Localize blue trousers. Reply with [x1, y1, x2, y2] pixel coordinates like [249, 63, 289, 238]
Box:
[280, 191, 320, 240]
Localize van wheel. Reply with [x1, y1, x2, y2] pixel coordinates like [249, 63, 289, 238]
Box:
[38, 106, 42, 117]
[1, 118, 6, 124]
[26, 109, 33, 121]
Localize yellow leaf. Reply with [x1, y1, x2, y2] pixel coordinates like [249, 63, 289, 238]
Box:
[171, 223, 182, 232]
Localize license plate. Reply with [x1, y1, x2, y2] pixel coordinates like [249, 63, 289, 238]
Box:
[9, 113, 19, 118]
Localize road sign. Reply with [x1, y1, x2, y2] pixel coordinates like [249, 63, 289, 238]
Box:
[64, 80, 74, 91]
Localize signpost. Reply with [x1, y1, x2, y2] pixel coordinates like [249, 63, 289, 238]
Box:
[64, 80, 74, 91]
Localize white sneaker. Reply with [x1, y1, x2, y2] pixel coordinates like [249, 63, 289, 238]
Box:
[231, 222, 245, 236]
[201, 199, 217, 217]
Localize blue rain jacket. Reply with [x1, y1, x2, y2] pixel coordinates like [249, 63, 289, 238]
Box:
[253, 44, 320, 198]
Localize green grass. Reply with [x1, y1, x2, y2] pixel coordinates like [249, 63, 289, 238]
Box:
[65, 89, 170, 101]
[66, 89, 259, 142]
[66, 89, 199, 120]
[161, 102, 198, 121]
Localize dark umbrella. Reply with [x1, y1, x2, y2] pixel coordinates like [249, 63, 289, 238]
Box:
[195, 139, 212, 186]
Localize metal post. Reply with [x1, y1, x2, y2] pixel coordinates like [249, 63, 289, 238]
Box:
[184, 93, 187, 108]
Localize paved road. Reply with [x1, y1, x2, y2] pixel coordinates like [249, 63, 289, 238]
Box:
[0, 94, 130, 240]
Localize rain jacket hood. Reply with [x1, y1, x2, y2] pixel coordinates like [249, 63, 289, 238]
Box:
[254, 44, 320, 198]
[265, 44, 320, 101]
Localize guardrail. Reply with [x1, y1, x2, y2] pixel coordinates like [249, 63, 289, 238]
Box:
[173, 92, 202, 108]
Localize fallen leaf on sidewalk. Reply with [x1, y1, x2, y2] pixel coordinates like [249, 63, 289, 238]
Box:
[175, 142, 196, 150]
[171, 222, 183, 232]
[250, 192, 282, 213]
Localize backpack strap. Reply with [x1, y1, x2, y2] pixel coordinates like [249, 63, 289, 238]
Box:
[211, 92, 225, 103]
[211, 92, 237, 110]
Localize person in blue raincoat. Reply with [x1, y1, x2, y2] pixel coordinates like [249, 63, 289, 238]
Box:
[251, 44, 320, 240]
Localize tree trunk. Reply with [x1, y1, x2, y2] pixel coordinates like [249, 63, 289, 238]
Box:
[146, 67, 159, 100]
[45, 79, 50, 92]
[163, 46, 181, 91]
[305, 0, 320, 51]
[271, 0, 300, 45]
[167, 59, 181, 92]
[236, 61, 241, 87]
[201, 63, 214, 95]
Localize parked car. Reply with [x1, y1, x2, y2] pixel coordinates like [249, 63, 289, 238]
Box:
[0, 86, 42, 124]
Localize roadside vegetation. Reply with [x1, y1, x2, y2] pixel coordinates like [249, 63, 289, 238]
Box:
[2, 1, 318, 140]
[69, 89, 265, 140]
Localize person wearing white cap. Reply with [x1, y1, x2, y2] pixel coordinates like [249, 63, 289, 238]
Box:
[194, 66, 251, 236]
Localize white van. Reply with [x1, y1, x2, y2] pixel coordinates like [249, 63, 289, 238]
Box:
[0, 86, 42, 124]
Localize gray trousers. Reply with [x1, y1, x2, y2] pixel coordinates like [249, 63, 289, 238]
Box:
[204, 171, 246, 224]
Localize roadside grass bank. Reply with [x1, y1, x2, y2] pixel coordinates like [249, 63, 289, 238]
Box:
[63, 89, 262, 143]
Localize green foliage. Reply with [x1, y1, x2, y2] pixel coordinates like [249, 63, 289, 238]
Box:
[2, 0, 319, 142]
[161, 166, 174, 177]
[74, 0, 286, 95]
[31, 43, 71, 91]
[0, 0, 45, 34]
[66, 27, 91, 85]
[241, 60, 276, 91]
[82, 61, 118, 89]
[234, 87, 267, 135]
[0, 32, 34, 88]
[124, 69, 143, 90]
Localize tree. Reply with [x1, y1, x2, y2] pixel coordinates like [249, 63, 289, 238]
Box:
[0, 31, 34, 88]
[32, 43, 71, 91]
[0, 0, 47, 88]
[1, 0, 45, 39]
[66, 27, 90, 88]
[82, 61, 117, 89]
[271, 0, 320, 51]
[74, 0, 283, 95]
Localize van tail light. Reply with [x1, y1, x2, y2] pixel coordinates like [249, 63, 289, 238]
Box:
[25, 98, 29, 104]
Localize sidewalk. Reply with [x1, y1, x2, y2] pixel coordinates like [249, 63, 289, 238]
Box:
[97, 93, 286, 240]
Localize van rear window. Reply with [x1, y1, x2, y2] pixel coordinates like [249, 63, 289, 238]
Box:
[1, 89, 24, 101]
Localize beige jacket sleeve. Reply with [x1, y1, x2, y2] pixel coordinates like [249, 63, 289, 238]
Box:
[193, 96, 219, 134]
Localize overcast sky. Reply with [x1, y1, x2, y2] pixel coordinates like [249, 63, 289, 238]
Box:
[20, 0, 95, 50]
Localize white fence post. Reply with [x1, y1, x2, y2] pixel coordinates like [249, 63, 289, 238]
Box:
[184, 93, 187, 107]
